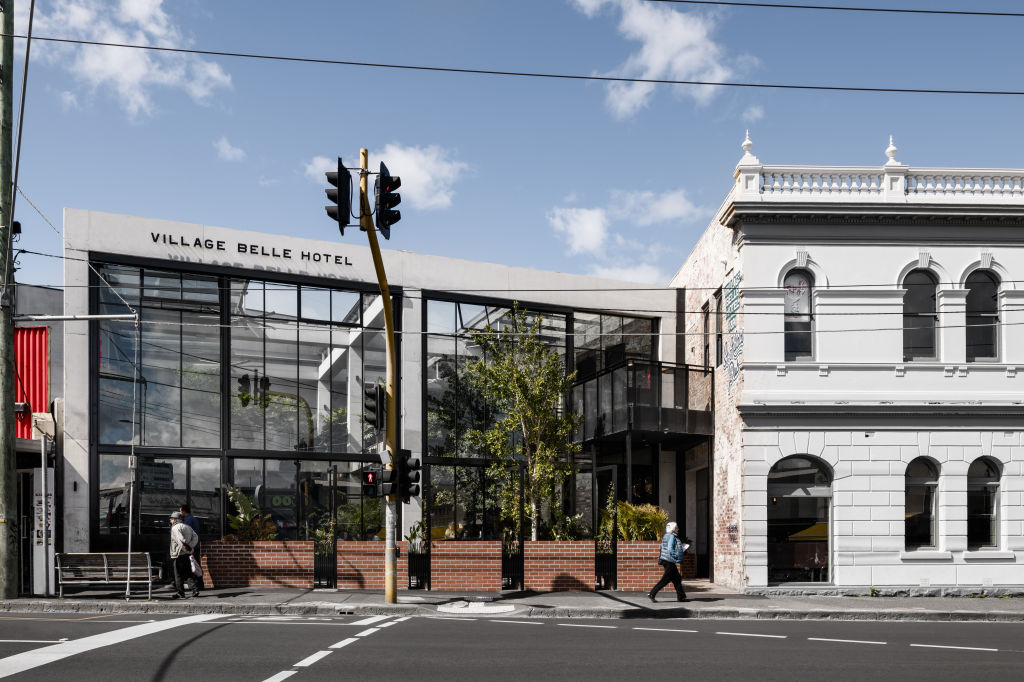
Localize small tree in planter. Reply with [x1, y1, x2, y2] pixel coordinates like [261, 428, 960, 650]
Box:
[222, 484, 278, 541]
[464, 304, 582, 541]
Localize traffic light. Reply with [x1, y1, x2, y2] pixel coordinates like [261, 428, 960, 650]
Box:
[395, 448, 421, 504]
[380, 468, 397, 497]
[361, 468, 379, 498]
[373, 162, 401, 240]
[364, 382, 385, 431]
[325, 157, 351, 235]
[237, 374, 251, 407]
[258, 375, 271, 408]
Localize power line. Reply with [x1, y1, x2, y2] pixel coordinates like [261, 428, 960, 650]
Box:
[644, 0, 1024, 17]
[6, 32, 1024, 97]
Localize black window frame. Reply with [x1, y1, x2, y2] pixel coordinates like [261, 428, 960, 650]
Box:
[902, 269, 938, 362]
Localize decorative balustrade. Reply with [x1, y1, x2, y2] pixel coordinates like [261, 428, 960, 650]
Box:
[760, 168, 884, 200]
[905, 171, 1024, 200]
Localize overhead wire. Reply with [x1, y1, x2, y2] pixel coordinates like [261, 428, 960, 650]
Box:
[643, 0, 1024, 17]
[5, 32, 1024, 97]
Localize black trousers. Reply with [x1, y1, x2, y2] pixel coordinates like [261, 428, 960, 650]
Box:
[173, 555, 198, 596]
[650, 561, 686, 599]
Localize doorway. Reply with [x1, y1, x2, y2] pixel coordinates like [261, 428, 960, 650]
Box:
[766, 456, 832, 584]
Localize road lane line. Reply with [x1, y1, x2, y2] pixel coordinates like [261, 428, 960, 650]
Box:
[0, 613, 224, 679]
[809, 637, 886, 645]
[425, 616, 477, 621]
[395, 617, 411, 622]
[378, 621, 396, 627]
[0, 640, 68, 644]
[910, 644, 998, 652]
[716, 632, 787, 639]
[351, 615, 391, 626]
[558, 624, 617, 629]
[294, 651, 333, 667]
[355, 628, 381, 637]
[329, 637, 359, 649]
[261, 671, 297, 682]
[633, 627, 698, 633]
[493, 620, 543, 625]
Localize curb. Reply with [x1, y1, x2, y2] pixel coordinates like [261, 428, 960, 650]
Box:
[4, 599, 1024, 622]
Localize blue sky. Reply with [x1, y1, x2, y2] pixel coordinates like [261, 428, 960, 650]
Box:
[12, 0, 1024, 289]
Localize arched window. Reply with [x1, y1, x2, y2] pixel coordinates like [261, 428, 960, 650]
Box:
[783, 270, 813, 361]
[967, 457, 1001, 549]
[767, 456, 831, 583]
[966, 270, 999, 362]
[903, 269, 937, 361]
[905, 458, 939, 550]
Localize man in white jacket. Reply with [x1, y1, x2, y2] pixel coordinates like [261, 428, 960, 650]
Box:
[169, 511, 200, 599]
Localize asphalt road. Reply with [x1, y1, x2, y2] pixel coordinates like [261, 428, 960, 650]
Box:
[1, 612, 1023, 680]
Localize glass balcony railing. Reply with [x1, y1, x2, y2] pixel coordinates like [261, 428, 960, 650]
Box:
[571, 361, 713, 441]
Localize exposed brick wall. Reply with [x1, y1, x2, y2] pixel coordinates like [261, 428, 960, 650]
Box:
[429, 541, 501, 591]
[617, 541, 696, 590]
[202, 541, 313, 588]
[336, 541, 409, 590]
[524, 541, 595, 591]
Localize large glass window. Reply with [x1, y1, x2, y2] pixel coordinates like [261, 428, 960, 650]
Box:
[903, 269, 937, 361]
[572, 312, 654, 378]
[905, 457, 939, 550]
[783, 270, 813, 361]
[967, 457, 1000, 549]
[966, 270, 999, 362]
[767, 456, 831, 583]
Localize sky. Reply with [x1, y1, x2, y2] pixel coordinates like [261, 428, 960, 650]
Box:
[10, 0, 1024, 290]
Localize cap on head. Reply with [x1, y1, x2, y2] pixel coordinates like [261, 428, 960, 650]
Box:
[169, 511, 184, 520]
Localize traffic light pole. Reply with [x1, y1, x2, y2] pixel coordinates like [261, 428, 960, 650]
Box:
[359, 149, 399, 604]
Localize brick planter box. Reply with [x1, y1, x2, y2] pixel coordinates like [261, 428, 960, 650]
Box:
[337, 541, 409, 590]
[202, 541, 314, 588]
[617, 541, 696, 591]
[429, 541, 501, 591]
[524, 541, 595, 591]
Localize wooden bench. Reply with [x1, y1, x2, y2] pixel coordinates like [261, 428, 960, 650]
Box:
[56, 553, 157, 599]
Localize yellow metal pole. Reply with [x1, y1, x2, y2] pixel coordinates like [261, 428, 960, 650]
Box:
[360, 148, 398, 604]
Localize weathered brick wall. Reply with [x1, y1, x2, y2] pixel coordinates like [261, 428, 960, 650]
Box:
[429, 541, 501, 591]
[523, 541, 596, 591]
[617, 541, 696, 590]
[336, 541, 409, 590]
[202, 541, 314, 588]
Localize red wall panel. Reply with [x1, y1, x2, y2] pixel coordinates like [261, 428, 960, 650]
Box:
[14, 326, 48, 438]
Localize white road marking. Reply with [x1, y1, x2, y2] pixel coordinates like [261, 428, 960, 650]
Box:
[395, 617, 411, 622]
[351, 615, 391, 626]
[633, 627, 698, 633]
[425, 616, 477, 621]
[262, 671, 297, 682]
[329, 637, 359, 649]
[294, 650, 333, 667]
[0, 639, 68, 644]
[809, 637, 887, 645]
[910, 644, 998, 652]
[557, 624, 617, 629]
[378, 621, 395, 627]
[355, 628, 381, 637]
[0, 613, 224, 679]
[493, 620, 543, 625]
[716, 631, 787, 639]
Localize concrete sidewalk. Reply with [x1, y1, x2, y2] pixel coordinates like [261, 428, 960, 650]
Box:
[5, 580, 1024, 622]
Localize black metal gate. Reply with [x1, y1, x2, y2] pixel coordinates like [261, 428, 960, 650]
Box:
[313, 466, 338, 588]
[408, 551, 429, 589]
[501, 465, 526, 590]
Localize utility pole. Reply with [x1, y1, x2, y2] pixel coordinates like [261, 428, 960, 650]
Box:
[358, 149, 399, 603]
[0, 0, 18, 599]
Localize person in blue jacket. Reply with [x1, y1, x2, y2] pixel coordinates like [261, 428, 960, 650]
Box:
[649, 521, 687, 602]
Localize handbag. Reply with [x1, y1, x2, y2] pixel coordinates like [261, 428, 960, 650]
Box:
[189, 553, 203, 578]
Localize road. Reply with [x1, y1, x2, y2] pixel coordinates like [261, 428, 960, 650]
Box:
[0, 611, 1022, 680]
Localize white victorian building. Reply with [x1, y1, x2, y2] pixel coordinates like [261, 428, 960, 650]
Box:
[674, 135, 1024, 591]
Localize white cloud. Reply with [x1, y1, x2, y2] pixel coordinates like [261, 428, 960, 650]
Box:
[27, 0, 231, 117]
[371, 144, 469, 210]
[303, 156, 336, 183]
[572, 0, 736, 118]
[588, 263, 667, 285]
[610, 188, 702, 226]
[257, 176, 278, 187]
[214, 136, 245, 162]
[59, 91, 79, 110]
[547, 207, 609, 256]
[742, 105, 764, 122]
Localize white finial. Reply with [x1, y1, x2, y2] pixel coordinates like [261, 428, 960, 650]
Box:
[884, 135, 899, 165]
[738, 130, 759, 165]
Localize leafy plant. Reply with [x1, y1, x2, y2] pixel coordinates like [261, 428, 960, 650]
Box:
[404, 519, 428, 553]
[222, 484, 278, 541]
[599, 498, 669, 541]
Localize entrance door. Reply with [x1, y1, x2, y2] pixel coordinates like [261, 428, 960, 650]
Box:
[695, 468, 709, 578]
[767, 456, 832, 584]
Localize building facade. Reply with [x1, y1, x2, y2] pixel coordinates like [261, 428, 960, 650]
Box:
[674, 136, 1024, 590]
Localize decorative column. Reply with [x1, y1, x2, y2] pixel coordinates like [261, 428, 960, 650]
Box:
[937, 289, 969, 364]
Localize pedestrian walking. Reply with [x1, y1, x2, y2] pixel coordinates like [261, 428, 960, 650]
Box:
[648, 521, 688, 602]
[169, 511, 200, 599]
[179, 503, 203, 592]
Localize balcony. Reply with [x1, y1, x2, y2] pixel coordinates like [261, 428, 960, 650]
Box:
[571, 361, 714, 443]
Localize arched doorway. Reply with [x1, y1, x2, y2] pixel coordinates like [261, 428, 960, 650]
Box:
[767, 456, 832, 584]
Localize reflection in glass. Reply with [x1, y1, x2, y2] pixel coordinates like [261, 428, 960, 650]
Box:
[967, 457, 1000, 549]
[905, 457, 938, 550]
[966, 270, 999, 361]
[902, 269, 937, 361]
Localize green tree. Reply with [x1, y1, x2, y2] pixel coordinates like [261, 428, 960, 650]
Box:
[464, 304, 581, 541]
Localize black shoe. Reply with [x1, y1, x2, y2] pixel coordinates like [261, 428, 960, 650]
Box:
[647, 593, 656, 603]
[170, 594, 185, 600]
[191, 592, 200, 598]
[677, 595, 687, 602]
